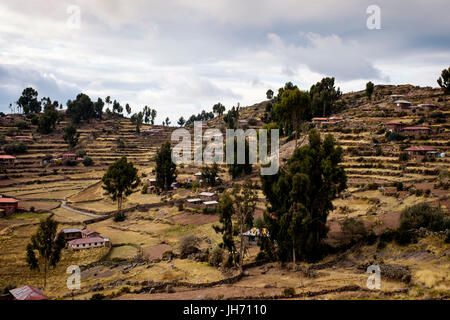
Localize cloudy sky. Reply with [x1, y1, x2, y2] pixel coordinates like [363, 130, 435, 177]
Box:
[0, 0, 449, 122]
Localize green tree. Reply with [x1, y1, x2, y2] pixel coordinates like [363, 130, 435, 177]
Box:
[66, 93, 95, 124]
[130, 112, 144, 133]
[366, 81, 375, 100]
[150, 109, 157, 125]
[227, 137, 252, 179]
[437, 66, 450, 94]
[309, 77, 342, 117]
[213, 191, 236, 265]
[177, 116, 186, 127]
[232, 179, 258, 269]
[201, 162, 219, 186]
[261, 129, 347, 262]
[102, 156, 141, 212]
[105, 96, 112, 113]
[93, 98, 104, 119]
[274, 87, 310, 146]
[26, 216, 65, 288]
[266, 89, 274, 100]
[17, 87, 41, 114]
[213, 102, 226, 116]
[63, 123, 80, 149]
[125, 103, 131, 116]
[155, 141, 177, 191]
[37, 98, 59, 134]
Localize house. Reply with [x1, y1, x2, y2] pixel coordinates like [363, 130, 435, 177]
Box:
[385, 121, 404, 133]
[67, 237, 111, 250]
[14, 136, 33, 143]
[0, 197, 20, 216]
[148, 178, 157, 187]
[312, 117, 328, 125]
[394, 100, 412, 112]
[419, 104, 438, 112]
[328, 116, 343, 122]
[199, 192, 218, 201]
[194, 172, 202, 182]
[9, 285, 49, 300]
[185, 198, 203, 209]
[82, 229, 101, 238]
[242, 227, 270, 242]
[203, 200, 218, 212]
[59, 228, 82, 241]
[404, 146, 438, 159]
[171, 181, 179, 190]
[0, 155, 16, 168]
[401, 126, 432, 138]
[62, 153, 77, 160]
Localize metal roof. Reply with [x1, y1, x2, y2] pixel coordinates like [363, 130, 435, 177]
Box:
[9, 286, 48, 300]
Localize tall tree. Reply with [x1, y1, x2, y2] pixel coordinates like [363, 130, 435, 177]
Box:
[212, 102, 226, 116]
[309, 77, 342, 117]
[155, 141, 177, 191]
[17, 87, 41, 114]
[26, 216, 65, 288]
[365, 81, 375, 100]
[201, 162, 219, 187]
[232, 179, 258, 269]
[150, 109, 157, 125]
[38, 98, 59, 134]
[164, 117, 171, 126]
[213, 191, 236, 265]
[266, 89, 274, 100]
[177, 116, 186, 127]
[125, 103, 131, 116]
[66, 93, 95, 124]
[102, 156, 140, 212]
[105, 96, 112, 113]
[93, 97, 104, 119]
[437, 66, 450, 94]
[261, 129, 347, 262]
[274, 87, 310, 146]
[63, 123, 80, 150]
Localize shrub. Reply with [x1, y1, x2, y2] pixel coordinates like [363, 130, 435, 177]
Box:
[208, 246, 224, 267]
[255, 251, 268, 261]
[141, 183, 148, 194]
[379, 229, 395, 243]
[3, 142, 27, 154]
[113, 211, 126, 222]
[367, 183, 379, 190]
[30, 206, 35, 212]
[340, 217, 367, 245]
[400, 202, 448, 232]
[282, 287, 296, 297]
[393, 181, 404, 191]
[398, 152, 409, 162]
[63, 159, 78, 166]
[77, 149, 87, 158]
[90, 293, 106, 300]
[82, 156, 93, 166]
[178, 234, 200, 258]
[395, 227, 417, 245]
[178, 201, 184, 211]
[377, 241, 387, 250]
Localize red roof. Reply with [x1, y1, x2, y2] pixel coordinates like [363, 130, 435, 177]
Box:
[404, 146, 436, 152]
[386, 121, 403, 125]
[68, 237, 107, 245]
[9, 285, 49, 300]
[0, 197, 19, 203]
[402, 126, 431, 130]
[81, 229, 98, 236]
[312, 117, 328, 121]
[0, 155, 15, 159]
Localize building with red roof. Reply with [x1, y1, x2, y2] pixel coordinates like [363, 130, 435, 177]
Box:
[9, 285, 49, 300]
[386, 121, 404, 133]
[0, 155, 15, 168]
[81, 229, 101, 238]
[401, 126, 432, 138]
[404, 146, 438, 159]
[0, 197, 20, 216]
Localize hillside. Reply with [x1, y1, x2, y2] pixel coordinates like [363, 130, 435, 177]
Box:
[0, 84, 448, 300]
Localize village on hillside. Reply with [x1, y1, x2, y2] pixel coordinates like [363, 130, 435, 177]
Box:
[0, 74, 449, 300]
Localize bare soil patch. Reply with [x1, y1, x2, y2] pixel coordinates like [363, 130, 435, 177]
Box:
[170, 213, 219, 225]
[144, 244, 172, 260]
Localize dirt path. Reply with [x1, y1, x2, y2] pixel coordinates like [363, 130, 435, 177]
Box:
[60, 200, 102, 218]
